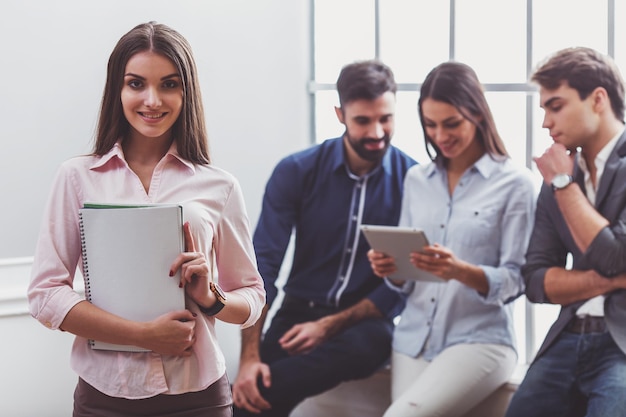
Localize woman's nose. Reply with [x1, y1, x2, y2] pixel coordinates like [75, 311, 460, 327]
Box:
[144, 86, 162, 108]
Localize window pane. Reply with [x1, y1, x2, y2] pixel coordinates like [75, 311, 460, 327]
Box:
[393, 91, 429, 163]
[314, 0, 376, 82]
[314, 90, 343, 142]
[533, 0, 607, 66]
[379, 0, 450, 83]
[456, 0, 527, 83]
[531, 303, 560, 359]
[532, 94, 553, 162]
[485, 92, 527, 167]
[614, 0, 626, 73]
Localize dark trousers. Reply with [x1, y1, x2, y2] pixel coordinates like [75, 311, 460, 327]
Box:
[233, 295, 393, 417]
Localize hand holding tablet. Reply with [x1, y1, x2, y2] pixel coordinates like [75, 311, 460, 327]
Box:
[361, 224, 444, 282]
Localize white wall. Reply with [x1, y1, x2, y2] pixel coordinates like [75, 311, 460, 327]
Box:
[0, 0, 311, 258]
[0, 1, 311, 415]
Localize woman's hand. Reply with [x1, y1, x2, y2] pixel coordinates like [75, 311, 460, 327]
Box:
[411, 243, 489, 293]
[410, 243, 460, 281]
[367, 249, 397, 278]
[140, 310, 197, 356]
[367, 249, 407, 287]
[169, 222, 216, 309]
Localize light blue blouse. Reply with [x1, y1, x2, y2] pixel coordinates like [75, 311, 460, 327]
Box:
[390, 154, 536, 360]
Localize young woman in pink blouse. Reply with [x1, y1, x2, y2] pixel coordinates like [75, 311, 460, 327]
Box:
[27, 22, 265, 417]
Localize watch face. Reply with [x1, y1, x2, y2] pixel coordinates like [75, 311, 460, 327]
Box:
[210, 282, 227, 303]
[552, 174, 572, 189]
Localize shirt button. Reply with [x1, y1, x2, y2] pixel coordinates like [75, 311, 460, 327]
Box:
[308, 301, 315, 308]
[431, 298, 435, 303]
[440, 224, 445, 229]
[45, 321, 52, 328]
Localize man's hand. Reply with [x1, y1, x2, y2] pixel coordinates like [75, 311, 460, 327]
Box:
[232, 360, 272, 413]
[278, 319, 330, 355]
[533, 142, 576, 184]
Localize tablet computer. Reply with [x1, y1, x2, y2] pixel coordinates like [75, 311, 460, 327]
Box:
[361, 224, 443, 282]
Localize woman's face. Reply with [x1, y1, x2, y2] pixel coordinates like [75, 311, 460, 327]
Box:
[421, 98, 479, 161]
[121, 51, 183, 142]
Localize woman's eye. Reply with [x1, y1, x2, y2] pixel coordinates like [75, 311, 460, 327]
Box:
[128, 80, 143, 89]
[163, 80, 180, 89]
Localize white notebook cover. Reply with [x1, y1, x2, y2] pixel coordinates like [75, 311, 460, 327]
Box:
[79, 204, 185, 351]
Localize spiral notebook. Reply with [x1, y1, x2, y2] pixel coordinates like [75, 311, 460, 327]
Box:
[79, 203, 185, 351]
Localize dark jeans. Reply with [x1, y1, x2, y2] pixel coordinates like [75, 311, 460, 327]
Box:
[233, 295, 393, 417]
[505, 330, 626, 417]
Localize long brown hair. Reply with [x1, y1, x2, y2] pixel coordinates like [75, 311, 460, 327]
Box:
[419, 61, 508, 163]
[93, 21, 210, 164]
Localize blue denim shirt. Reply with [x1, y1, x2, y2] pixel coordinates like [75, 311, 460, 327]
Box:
[253, 137, 417, 319]
[391, 155, 536, 359]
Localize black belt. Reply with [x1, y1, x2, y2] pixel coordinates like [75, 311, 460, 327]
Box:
[565, 316, 607, 334]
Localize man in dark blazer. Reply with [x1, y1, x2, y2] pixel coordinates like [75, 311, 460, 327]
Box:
[506, 47, 626, 417]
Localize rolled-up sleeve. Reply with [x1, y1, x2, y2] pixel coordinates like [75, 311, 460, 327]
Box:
[522, 185, 571, 303]
[482, 173, 536, 305]
[28, 163, 85, 330]
[215, 179, 265, 328]
[585, 220, 626, 277]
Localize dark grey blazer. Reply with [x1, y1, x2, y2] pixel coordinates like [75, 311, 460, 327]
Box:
[523, 130, 626, 360]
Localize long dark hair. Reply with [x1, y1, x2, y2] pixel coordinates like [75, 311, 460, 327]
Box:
[419, 61, 508, 162]
[93, 21, 210, 164]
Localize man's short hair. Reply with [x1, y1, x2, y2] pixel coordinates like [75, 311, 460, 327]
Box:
[336, 60, 397, 108]
[531, 47, 625, 121]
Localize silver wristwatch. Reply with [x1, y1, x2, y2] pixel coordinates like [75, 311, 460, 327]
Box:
[551, 173, 573, 191]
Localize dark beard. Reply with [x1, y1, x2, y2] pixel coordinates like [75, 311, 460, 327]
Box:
[345, 131, 391, 162]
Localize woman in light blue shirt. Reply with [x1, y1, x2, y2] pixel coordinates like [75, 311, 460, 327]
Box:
[368, 62, 536, 417]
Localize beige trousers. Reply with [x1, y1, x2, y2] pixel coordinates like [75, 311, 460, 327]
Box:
[384, 343, 516, 417]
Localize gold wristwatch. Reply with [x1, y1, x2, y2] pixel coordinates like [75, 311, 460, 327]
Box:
[199, 282, 227, 316]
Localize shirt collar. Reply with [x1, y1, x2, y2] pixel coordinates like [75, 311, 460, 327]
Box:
[89, 141, 196, 173]
[425, 153, 502, 179]
[578, 127, 623, 176]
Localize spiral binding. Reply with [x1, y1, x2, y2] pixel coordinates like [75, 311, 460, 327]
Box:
[78, 211, 91, 302]
[79, 211, 96, 348]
